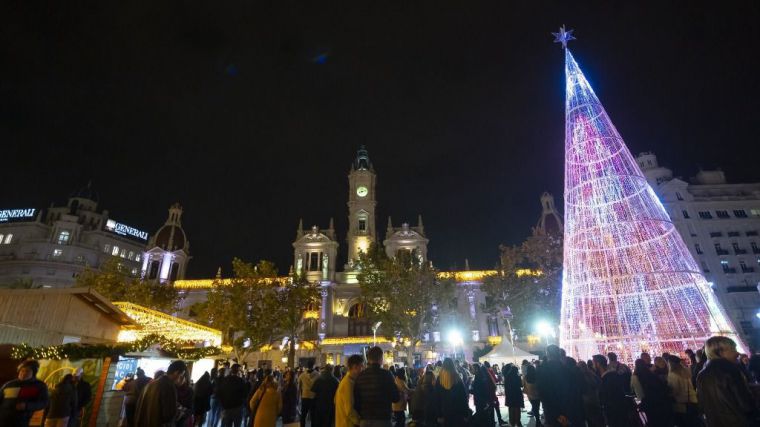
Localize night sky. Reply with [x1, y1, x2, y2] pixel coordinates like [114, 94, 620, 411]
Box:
[2, 2, 759, 277]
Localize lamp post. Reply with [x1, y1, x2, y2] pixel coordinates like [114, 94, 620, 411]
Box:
[372, 321, 382, 347]
[501, 307, 515, 364]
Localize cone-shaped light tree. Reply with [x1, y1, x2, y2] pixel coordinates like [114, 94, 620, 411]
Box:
[556, 29, 745, 364]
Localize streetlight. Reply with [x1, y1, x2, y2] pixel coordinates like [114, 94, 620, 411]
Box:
[447, 329, 463, 359]
[536, 320, 554, 345]
[372, 321, 382, 347]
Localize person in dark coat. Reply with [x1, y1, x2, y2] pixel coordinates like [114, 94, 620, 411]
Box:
[123, 368, 150, 427]
[193, 372, 213, 427]
[592, 354, 631, 427]
[0, 359, 50, 427]
[472, 364, 495, 414]
[537, 346, 585, 427]
[354, 346, 401, 425]
[697, 336, 760, 427]
[631, 359, 672, 427]
[46, 374, 77, 427]
[503, 365, 523, 427]
[216, 364, 248, 427]
[435, 358, 471, 427]
[134, 360, 187, 427]
[69, 368, 91, 427]
[310, 365, 340, 427]
[280, 370, 299, 426]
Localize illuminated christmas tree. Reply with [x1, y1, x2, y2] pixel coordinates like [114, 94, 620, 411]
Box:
[554, 27, 745, 363]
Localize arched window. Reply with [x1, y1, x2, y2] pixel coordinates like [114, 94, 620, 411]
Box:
[348, 303, 370, 336]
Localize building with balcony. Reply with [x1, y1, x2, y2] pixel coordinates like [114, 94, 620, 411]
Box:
[637, 152, 760, 346]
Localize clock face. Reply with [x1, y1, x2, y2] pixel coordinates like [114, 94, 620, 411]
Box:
[356, 186, 368, 197]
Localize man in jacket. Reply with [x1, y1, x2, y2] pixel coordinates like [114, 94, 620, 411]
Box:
[354, 346, 400, 427]
[311, 365, 340, 427]
[134, 360, 187, 427]
[697, 336, 759, 427]
[122, 368, 149, 427]
[216, 364, 248, 427]
[336, 355, 365, 427]
[69, 368, 92, 427]
[0, 360, 50, 427]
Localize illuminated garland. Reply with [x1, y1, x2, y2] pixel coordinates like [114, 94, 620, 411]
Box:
[558, 47, 745, 364]
[10, 334, 222, 361]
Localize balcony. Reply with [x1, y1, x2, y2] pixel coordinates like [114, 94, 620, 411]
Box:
[741, 267, 755, 273]
[726, 286, 758, 293]
[734, 249, 747, 255]
[723, 268, 737, 274]
[753, 248, 760, 255]
[709, 232, 723, 237]
[715, 249, 730, 255]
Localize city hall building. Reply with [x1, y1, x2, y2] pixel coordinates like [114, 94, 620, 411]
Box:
[0, 184, 191, 288]
[176, 147, 558, 366]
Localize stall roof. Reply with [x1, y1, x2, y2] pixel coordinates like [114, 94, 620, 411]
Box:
[0, 287, 135, 326]
[113, 302, 222, 346]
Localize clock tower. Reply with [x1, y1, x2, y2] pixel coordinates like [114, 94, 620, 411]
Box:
[347, 146, 377, 265]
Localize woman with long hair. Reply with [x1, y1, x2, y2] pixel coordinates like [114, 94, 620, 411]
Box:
[503, 365, 523, 427]
[280, 370, 299, 427]
[435, 358, 471, 427]
[632, 358, 673, 427]
[392, 368, 412, 427]
[249, 375, 282, 427]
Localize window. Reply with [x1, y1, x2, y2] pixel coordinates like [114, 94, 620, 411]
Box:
[740, 261, 753, 273]
[119, 248, 127, 258]
[103, 244, 111, 253]
[52, 249, 63, 258]
[728, 231, 741, 237]
[676, 192, 684, 201]
[128, 251, 134, 260]
[358, 218, 367, 232]
[433, 331, 441, 342]
[112, 245, 120, 256]
[682, 210, 690, 219]
[701, 261, 710, 273]
[752, 242, 760, 254]
[148, 260, 160, 279]
[715, 243, 728, 255]
[716, 210, 730, 219]
[699, 211, 713, 219]
[721, 260, 730, 273]
[135, 254, 141, 262]
[734, 210, 748, 218]
[747, 231, 759, 237]
[694, 244, 703, 254]
[710, 231, 723, 238]
[472, 330, 480, 342]
[3, 234, 12, 244]
[57, 230, 71, 245]
[75, 255, 85, 265]
[0, 234, 4, 243]
[308, 252, 321, 272]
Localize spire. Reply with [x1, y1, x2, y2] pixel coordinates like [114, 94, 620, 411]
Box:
[353, 145, 373, 171]
[417, 214, 425, 234]
[327, 217, 335, 239]
[464, 258, 470, 271]
[558, 44, 744, 363]
[296, 218, 304, 239]
[386, 216, 393, 236]
[215, 267, 222, 279]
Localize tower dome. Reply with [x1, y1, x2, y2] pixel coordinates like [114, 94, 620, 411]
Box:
[153, 203, 187, 251]
[534, 192, 563, 236]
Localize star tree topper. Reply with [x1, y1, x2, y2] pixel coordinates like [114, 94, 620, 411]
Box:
[552, 25, 575, 49]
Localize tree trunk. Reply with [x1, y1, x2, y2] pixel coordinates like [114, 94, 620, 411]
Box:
[288, 339, 296, 369]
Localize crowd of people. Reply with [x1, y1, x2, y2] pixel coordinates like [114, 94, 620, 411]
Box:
[0, 360, 92, 427]
[3, 335, 760, 426]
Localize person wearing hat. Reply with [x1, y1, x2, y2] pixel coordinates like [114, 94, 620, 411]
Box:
[0, 359, 50, 427]
[68, 368, 91, 427]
